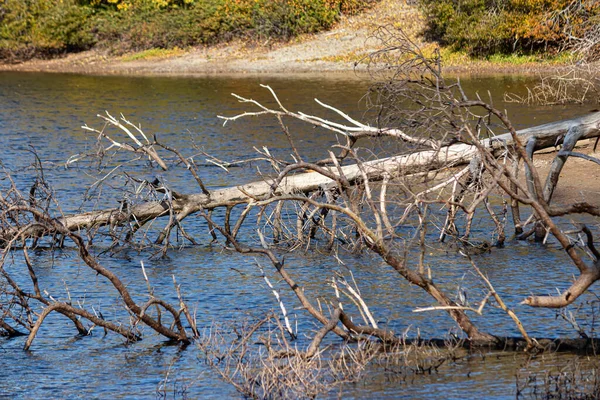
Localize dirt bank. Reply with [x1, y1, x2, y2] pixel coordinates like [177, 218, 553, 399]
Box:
[0, 1, 415, 77]
[530, 141, 600, 208]
[0, 1, 560, 77]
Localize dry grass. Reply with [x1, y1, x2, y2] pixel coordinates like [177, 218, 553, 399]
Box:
[196, 314, 464, 399]
[119, 47, 186, 62]
[516, 357, 600, 399]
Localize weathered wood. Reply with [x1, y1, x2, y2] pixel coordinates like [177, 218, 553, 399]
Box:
[13, 111, 600, 238]
[543, 125, 585, 203]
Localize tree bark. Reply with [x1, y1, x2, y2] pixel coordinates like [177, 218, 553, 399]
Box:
[51, 112, 600, 232]
[4, 112, 600, 244]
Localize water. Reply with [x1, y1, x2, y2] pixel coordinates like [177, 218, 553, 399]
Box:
[0, 71, 598, 398]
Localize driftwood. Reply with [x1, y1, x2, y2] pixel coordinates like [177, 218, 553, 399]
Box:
[30, 111, 600, 237]
[7, 30, 600, 365]
[3, 87, 600, 351]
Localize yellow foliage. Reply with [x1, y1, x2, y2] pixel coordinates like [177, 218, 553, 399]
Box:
[421, 0, 600, 57]
[88, 0, 197, 9]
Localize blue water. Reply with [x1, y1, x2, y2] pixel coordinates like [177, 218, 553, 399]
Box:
[0, 71, 598, 398]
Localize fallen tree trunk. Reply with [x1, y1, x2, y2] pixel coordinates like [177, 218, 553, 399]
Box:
[5, 111, 600, 241]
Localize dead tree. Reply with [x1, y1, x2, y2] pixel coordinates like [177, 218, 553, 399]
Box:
[3, 29, 600, 354]
[0, 167, 197, 348]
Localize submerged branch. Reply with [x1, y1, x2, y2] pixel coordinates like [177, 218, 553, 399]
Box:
[6, 112, 600, 244]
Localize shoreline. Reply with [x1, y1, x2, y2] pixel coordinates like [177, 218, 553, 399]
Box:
[0, 47, 569, 79]
[0, 43, 574, 80]
[0, 1, 572, 79]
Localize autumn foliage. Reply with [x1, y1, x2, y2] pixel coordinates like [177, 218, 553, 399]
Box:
[3, 0, 598, 63]
[419, 0, 600, 58]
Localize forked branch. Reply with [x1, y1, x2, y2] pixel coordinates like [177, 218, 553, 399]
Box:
[81, 111, 168, 170]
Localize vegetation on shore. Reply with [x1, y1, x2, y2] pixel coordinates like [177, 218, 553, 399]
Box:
[419, 0, 600, 61]
[0, 0, 377, 62]
[1, 0, 599, 66]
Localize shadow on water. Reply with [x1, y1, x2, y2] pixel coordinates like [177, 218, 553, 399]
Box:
[0, 71, 598, 398]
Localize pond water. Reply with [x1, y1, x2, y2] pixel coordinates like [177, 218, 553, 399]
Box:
[0, 71, 598, 399]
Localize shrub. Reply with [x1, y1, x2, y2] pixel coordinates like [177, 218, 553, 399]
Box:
[87, 0, 376, 54]
[418, 0, 600, 58]
[0, 0, 95, 61]
[90, 5, 222, 52]
[0, 0, 378, 61]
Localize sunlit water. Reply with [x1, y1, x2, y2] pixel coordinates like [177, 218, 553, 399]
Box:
[0, 71, 598, 398]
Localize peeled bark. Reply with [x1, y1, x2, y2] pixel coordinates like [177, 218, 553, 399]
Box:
[13, 111, 597, 242]
[521, 265, 600, 308]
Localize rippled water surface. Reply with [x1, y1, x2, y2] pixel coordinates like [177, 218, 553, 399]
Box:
[0, 71, 598, 398]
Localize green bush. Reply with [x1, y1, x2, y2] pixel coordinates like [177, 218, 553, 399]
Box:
[0, 0, 95, 61]
[0, 0, 376, 61]
[90, 5, 221, 52]
[217, 0, 340, 41]
[418, 0, 600, 57]
[90, 0, 360, 53]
